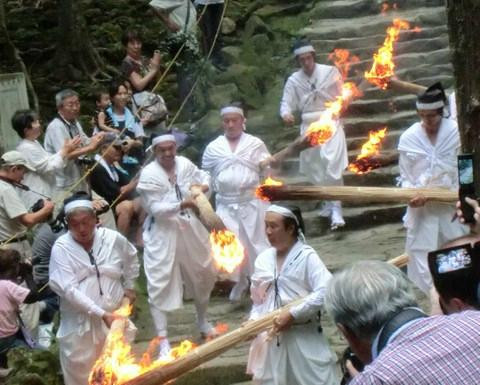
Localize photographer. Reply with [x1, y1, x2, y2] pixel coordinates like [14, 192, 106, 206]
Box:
[44, 89, 105, 195]
[325, 261, 480, 384]
[0, 249, 53, 368]
[0, 151, 54, 260]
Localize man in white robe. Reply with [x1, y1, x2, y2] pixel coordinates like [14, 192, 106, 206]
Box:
[398, 83, 467, 294]
[137, 134, 216, 355]
[247, 204, 338, 385]
[280, 40, 348, 229]
[49, 194, 139, 385]
[202, 105, 271, 302]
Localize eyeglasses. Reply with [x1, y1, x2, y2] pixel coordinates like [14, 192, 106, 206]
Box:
[63, 101, 81, 108]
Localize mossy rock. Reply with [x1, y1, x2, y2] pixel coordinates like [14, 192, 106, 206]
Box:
[209, 83, 240, 109]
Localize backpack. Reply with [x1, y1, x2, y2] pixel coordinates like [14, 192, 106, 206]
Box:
[132, 91, 168, 126]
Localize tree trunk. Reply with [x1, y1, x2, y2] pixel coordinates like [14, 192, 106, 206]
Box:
[446, 1, 480, 190]
[0, 0, 39, 111]
[53, 0, 114, 82]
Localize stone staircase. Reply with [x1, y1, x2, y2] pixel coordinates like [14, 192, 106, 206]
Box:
[276, 0, 450, 236]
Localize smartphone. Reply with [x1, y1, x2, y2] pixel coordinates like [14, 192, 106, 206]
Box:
[428, 244, 472, 276]
[458, 154, 476, 223]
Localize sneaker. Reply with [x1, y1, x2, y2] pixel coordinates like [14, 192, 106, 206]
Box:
[158, 337, 171, 359]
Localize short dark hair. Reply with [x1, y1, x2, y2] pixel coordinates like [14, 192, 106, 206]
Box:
[108, 79, 127, 98]
[93, 88, 109, 103]
[11, 109, 38, 139]
[0, 249, 21, 277]
[281, 205, 305, 236]
[121, 29, 142, 47]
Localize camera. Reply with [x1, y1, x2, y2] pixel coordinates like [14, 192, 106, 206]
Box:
[31, 199, 65, 233]
[76, 157, 95, 166]
[340, 347, 364, 385]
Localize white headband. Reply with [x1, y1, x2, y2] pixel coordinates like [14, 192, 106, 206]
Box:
[416, 101, 445, 110]
[294, 45, 315, 56]
[220, 106, 244, 117]
[267, 204, 299, 226]
[64, 199, 94, 214]
[152, 134, 176, 147]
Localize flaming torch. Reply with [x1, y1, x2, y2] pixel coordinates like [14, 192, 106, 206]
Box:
[348, 127, 388, 174]
[209, 230, 245, 274]
[255, 177, 284, 202]
[364, 18, 410, 89]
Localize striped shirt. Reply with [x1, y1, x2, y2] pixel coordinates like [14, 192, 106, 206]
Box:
[351, 310, 480, 384]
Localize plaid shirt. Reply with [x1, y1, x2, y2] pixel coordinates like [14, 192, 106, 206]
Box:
[351, 310, 480, 385]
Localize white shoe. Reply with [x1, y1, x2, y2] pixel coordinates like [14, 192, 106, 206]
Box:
[158, 337, 171, 359]
[317, 201, 333, 217]
[331, 207, 345, 230]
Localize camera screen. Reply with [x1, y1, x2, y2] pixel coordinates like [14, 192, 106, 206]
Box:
[436, 247, 472, 274]
[459, 158, 474, 185]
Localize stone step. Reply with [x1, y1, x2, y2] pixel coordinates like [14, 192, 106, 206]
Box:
[310, 0, 446, 20]
[302, 203, 405, 237]
[344, 110, 417, 136]
[345, 95, 417, 117]
[303, 7, 447, 40]
[317, 35, 449, 63]
[278, 164, 400, 187]
[311, 25, 448, 52]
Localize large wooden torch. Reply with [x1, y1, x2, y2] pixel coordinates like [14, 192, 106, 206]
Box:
[190, 185, 226, 232]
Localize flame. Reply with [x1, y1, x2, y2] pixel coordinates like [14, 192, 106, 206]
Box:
[209, 230, 245, 274]
[89, 333, 197, 385]
[114, 304, 133, 318]
[328, 49, 359, 80]
[348, 127, 387, 174]
[364, 19, 410, 89]
[255, 177, 283, 202]
[205, 322, 229, 342]
[305, 82, 362, 146]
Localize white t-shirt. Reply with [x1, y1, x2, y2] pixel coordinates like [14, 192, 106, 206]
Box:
[0, 180, 28, 240]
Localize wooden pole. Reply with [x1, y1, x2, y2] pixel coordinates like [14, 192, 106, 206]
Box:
[387, 254, 409, 268]
[387, 79, 427, 95]
[190, 186, 226, 232]
[257, 185, 457, 204]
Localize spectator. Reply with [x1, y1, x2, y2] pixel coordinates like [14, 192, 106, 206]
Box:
[92, 89, 116, 134]
[0, 151, 54, 261]
[325, 260, 480, 384]
[12, 109, 81, 210]
[90, 137, 144, 245]
[0, 249, 52, 368]
[44, 89, 105, 195]
[194, 0, 225, 68]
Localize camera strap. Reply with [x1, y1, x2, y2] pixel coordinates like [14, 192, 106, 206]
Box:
[0, 175, 50, 199]
[372, 307, 427, 359]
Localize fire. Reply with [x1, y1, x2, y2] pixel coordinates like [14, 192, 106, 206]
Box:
[305, 82, 362, 146]
[205, 322, 229, 342]
[255, 177, 283, 202]
[365, 19, 410, 89]
[89, 333, 197, 385]
[348, 127, 387, 174]
[328, 49, 359, 80]
[209, 229, 245, 274]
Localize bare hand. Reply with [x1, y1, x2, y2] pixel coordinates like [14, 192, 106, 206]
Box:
[346, 359, 360, 378]
[41, 200, 55, 215]
[180, 198, 199, 215]
[408, 194, 426, 208]
[456, 197, 480, 233]
[63, 136, 82, 155]
[190, 184, 209, 197]
[282, 114, 295, 126]
[259, 156, 276, 170]
[124, 289, 137, 305]
[92, 198, 108, 212]
[150, 51, 162, 70]
[102, 312, 124, 328]
[91, 132, 106, 148]
[272, 310, 294, 334]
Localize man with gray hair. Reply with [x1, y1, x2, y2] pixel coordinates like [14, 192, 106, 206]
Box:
[325, 260, 480, 384]
[44, 89, 104, 196]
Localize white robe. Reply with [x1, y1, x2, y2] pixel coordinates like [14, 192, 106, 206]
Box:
[247, 241, 338, 385]
[202, 133, 271, 279]
[137, 156, 216, 315]
[16, 139, 65, 209]
[49, 227, 139, 385]
[280, 64, 348, 184]
[398, 118, 467, 293]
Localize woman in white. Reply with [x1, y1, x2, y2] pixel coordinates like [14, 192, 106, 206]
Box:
[247, 205, 338, 385]
[12, 109, 80, 209]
